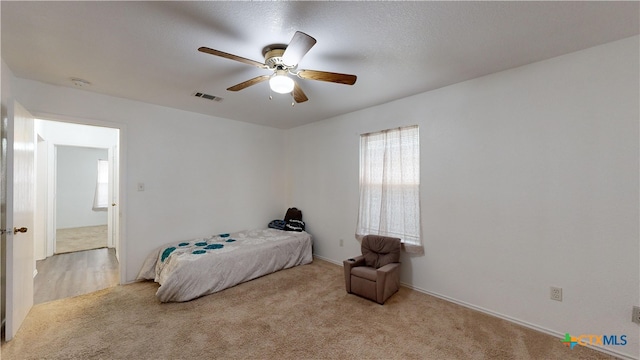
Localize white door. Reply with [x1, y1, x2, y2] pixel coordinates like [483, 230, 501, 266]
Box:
[3, 101, 36, 341]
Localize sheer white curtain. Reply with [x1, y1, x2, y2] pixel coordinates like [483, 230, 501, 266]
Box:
[356, 125, 423, 254]
[92, 159, 109, 211]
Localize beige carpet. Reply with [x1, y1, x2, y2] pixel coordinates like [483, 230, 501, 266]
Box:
[56, 225, 107, 254]
[2, 259, 612, 360]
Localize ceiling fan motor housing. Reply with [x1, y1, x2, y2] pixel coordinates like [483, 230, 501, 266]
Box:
[264, 49, 288, 70]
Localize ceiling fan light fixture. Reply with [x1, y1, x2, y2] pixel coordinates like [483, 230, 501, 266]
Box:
[269, 71, 294, 94]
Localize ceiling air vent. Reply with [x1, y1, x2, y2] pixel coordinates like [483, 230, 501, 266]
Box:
[194, 92, 223, 102]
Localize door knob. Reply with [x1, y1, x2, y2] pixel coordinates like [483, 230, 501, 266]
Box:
[13, 227, 28, 234]
[112, 203, 117, 206]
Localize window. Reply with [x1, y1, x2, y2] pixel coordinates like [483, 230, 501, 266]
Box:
[356, 125, 423, 253]
[92, 159, 109, 211]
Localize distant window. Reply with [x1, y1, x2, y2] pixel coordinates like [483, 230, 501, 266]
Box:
[356, 125, 423, 253]
[92, 159, 109, 211]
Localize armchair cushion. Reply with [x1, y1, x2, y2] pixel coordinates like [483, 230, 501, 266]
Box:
[362, 235, 401, 268]
[351, 266, 377, 281]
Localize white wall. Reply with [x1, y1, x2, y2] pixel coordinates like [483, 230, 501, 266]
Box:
[8, 76, 287, 283]
[36, 120, 119, 148]
[285, 36, 639, 359]
[55, 146, 108, 229]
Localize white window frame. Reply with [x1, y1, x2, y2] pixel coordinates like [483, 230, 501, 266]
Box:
[92, 159, 109, 211]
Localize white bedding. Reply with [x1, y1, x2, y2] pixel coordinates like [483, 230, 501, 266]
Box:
[137, 228, 313, 302]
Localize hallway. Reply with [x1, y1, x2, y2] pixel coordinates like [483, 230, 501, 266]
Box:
[34, 248, 119, 304]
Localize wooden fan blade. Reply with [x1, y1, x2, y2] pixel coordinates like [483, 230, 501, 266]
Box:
[297, 69, 357, 85]
[293, 81, 308, 103]
[198, 47, 266, 69]
[282, 31, 317, 67]
[227, 75, 270, 91]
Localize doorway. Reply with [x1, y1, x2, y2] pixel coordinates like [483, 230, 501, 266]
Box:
[33, 119, 121, 304]
[55, 145, 109, 254]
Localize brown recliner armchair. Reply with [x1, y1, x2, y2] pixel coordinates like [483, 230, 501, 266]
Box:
[343, 235, 401, 304]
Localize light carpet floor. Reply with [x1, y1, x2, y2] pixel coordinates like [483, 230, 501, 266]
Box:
[2, 259, 613, 360]
[56, 225, 107, 254]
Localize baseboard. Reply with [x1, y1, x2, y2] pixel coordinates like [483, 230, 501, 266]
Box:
[401, 282, 637, 360]
[312, 254, 342, 266]
[315, 253, 635, 360]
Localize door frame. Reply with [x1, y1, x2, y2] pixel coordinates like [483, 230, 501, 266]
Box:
[32, 113, 127, 284]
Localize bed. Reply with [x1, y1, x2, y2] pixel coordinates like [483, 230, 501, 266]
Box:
[137, 228, 313, 302]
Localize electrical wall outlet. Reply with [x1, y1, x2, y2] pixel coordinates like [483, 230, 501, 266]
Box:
[632, 306, 640, 325]
[550, 286, 562, 302]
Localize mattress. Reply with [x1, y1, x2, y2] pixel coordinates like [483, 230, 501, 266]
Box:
[137, 228, 313, 302]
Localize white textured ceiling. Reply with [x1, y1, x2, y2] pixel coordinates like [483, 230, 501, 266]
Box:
[2, 1, 638, 129]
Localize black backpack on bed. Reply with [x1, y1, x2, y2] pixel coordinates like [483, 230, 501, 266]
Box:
[284, 219, 305, 232]
[268, 207, 305, 231]
[282, 208, 305, 232]
[284, 207, 302, 222]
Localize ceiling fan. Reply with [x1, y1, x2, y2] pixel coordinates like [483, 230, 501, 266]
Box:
[198, 31, 357, 104]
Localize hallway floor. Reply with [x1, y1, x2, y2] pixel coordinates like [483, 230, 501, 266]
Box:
[34, 248, 119, 304]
